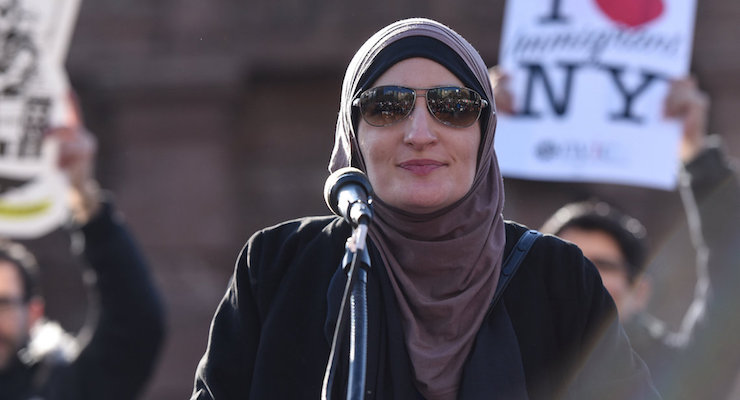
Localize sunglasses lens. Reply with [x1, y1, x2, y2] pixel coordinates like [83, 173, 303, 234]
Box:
[358, 86, 415, 126]
[426, 87, 484, 127]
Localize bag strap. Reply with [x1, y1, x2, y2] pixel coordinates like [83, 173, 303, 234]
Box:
[491, 229, 542, 309]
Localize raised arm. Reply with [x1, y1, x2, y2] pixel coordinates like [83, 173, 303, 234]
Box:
[46, 95, 166, 399]
[662, 77, 740, 400]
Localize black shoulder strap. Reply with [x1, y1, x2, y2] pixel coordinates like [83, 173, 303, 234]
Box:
[491, 229, 542, 308]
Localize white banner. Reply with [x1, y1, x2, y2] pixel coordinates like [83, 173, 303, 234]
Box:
[495, 0, 697, 189]
[0, 0, 81, 238]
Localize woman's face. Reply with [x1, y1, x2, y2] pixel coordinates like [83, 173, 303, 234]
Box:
[357, 57, 481, 214]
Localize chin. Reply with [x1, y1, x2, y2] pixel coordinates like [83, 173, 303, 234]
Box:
[379, 182, 460, 213]
[397, 195, 452, 214]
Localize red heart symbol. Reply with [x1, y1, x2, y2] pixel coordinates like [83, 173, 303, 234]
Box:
[595, 0, 665, 29]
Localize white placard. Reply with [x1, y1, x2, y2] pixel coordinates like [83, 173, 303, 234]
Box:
[0, 0, 81, 238]
[495, 0, 697, 189]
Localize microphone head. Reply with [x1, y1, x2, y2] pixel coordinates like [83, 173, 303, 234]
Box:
[323, 167, 373, 217]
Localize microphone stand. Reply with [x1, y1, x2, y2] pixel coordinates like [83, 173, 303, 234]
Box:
[322, 209, 372, 400]
[346, 222, 370, 400]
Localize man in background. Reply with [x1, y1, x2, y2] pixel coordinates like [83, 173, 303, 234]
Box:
[0, 97, 166, 399]
[492, 68, 740, 399]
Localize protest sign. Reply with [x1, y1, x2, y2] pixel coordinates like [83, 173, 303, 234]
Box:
[0, 0, 81, 238]
[495, 0, 697, 189]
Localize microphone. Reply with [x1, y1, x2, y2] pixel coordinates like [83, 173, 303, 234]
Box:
[324, 167, 374, 226]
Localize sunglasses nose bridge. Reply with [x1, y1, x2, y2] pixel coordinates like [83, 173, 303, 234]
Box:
[405, 97, 438, 144]
[411, 89, 438, 121]
[408, 91, 436, 124]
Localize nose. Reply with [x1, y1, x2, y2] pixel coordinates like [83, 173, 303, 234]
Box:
[403, 97, 438, 148]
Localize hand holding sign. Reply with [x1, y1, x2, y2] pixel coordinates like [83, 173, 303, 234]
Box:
[495, 0, 697, 189]
[48, 92, 102, 225]
[489, 66, 515, 115]
[663, 77, 709, 163]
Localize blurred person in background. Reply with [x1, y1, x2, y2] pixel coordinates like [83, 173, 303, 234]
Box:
[0, 95, 166, 400]
[492, 68, 740, 399]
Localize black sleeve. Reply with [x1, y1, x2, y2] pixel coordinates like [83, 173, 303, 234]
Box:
[191, 237, 261, 400]
[666, 139, 740, 399]
[682, 140, 740, 310]
[683, 140, 740, 259]
[64, 200, 166, 400]
[191, 216, 344, 400]
[682, 138, 737, 204]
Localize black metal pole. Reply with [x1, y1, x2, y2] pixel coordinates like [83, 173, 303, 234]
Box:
[322, 222, 371, 400]
[347, 240, 370, 399]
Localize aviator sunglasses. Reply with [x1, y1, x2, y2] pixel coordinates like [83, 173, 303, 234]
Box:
[353, 85, 490, 128]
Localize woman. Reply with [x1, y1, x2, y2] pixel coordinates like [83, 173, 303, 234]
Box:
[192, 18, 659, 400]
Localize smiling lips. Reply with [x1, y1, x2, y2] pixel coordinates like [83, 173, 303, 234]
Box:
[398, 159, 446, 175]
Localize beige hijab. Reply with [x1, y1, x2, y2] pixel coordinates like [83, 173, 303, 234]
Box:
[328, 18, 506, 400]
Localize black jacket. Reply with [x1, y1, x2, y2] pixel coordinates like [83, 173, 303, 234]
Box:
[0, 201, 166, 400]
[192, 219, 659, 399]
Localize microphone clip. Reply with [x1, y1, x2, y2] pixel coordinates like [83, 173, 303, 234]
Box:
[345, 198, 373, 228]
[345, 221, 369, 255]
